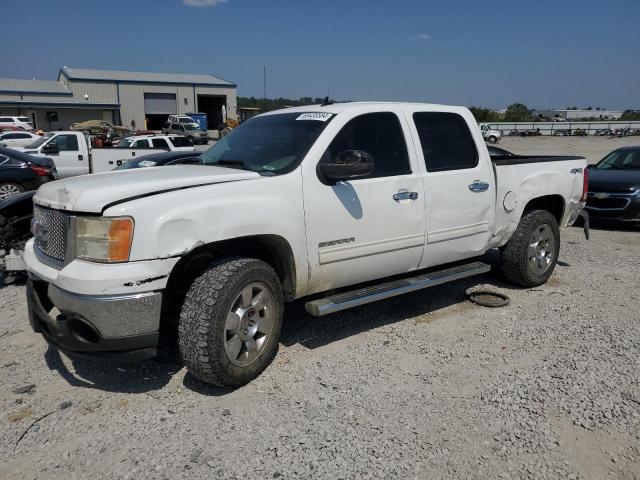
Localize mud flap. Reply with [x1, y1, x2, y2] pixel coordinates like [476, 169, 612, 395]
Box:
[577, 210, 590, 240]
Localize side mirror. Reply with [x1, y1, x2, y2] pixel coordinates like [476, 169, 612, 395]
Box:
[586, 164, 595, 169]
[318, 150, 375, 184]
[43, 142, 58, 154]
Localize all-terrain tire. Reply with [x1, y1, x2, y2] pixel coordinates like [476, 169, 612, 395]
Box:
[178, 257, 283, 388]
[501, 209, 560, 287]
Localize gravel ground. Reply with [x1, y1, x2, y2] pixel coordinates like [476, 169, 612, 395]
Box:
[1, 225, 639, 480]
[1, 136, 639, 479]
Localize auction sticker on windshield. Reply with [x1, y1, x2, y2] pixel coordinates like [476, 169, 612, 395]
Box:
[296, 112, 333, 122]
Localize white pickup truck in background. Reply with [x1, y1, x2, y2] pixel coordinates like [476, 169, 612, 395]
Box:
[16, 132, 195, 178]
[23, 102, 588, 388]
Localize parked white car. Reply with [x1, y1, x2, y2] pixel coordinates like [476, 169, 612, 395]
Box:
[23, 102, 589, 388]
[0, 115, 34, 131]
[0, 131, 42, 148]
[16, 132, 195, 177]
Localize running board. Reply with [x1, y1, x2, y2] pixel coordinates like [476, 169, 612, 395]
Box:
[305, 261, 491, 317]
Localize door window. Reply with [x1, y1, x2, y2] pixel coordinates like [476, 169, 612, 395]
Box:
[412, 112, 478, 172]
[152, 138, 170, 149]
[170, 136, 193, 148]
[52, 134, 79, 151]
[132, 139, 150, 149]
[322, 112, 410, 178]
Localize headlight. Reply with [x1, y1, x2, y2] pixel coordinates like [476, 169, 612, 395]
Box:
[75, 217, 134, 263]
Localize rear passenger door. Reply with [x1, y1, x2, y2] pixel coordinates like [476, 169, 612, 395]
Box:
[403, 107, 495, 267]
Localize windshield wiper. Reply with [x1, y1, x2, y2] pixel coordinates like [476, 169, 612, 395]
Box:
[215, 159, 249, 170]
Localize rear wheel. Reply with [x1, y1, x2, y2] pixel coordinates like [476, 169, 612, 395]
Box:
[0, 183, 24, 201]
[178, 258, 283, 388]
[501, 209, 560, 287]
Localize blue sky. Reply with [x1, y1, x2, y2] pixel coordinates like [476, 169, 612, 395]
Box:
[1, 0, 638, 109]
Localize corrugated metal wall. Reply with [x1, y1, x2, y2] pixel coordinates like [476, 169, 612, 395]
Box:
[1, 78, 237, 130]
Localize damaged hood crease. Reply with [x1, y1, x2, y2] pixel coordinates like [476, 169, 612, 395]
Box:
[34, 165, 261, 213]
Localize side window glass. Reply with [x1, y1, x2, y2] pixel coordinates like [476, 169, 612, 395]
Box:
[152, 138, 169, 149]
[412, 112, 478, 172]
[133, 140, 150, 149]
[55, 135, 79, 151]
[323, 112, 410, 178]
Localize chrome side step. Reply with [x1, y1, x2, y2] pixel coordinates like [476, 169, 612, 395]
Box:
[305, 261, 491, 317]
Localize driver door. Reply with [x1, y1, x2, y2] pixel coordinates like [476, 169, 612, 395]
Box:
[302, 109, 426, 294]
[46, 134, 86, 178]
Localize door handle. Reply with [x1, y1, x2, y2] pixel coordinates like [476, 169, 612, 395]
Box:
[468, 181, 490, 192]
[393, 190, 419, 201]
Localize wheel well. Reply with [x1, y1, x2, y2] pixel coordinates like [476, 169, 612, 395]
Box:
[159, 235, 296, 337]
[522, 194, 565, 223]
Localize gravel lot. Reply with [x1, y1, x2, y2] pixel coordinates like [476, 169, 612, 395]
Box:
[1, 137, 639, 480]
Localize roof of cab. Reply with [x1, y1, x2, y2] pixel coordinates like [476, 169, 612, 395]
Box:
[259, 101, 468, 116]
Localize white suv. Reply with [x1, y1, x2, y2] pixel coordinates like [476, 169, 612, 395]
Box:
[167, 115, 197, 126]
[0, 116, 34, 131]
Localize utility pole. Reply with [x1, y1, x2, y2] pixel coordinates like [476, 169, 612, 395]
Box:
[263, 65, 267, 100]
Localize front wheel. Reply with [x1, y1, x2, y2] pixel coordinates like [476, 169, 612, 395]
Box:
[178, 258, 283, 388]
[0, 182, 24, 201]
[501, 209, 560, 287]
[487, 135, 498, 144]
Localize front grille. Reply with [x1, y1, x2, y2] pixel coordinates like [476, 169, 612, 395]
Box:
[586, 195, 630, 210]
[33, 205, 68, 262]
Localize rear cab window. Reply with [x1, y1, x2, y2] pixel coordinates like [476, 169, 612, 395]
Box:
[412, 112, 478, 172]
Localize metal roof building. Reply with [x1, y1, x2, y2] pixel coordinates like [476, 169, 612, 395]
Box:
[0, 66, 237, 131]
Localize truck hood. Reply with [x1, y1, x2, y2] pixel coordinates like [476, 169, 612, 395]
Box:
[34, 165, 261, 213]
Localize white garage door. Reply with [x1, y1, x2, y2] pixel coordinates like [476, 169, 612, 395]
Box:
[144, 93, 177, 114]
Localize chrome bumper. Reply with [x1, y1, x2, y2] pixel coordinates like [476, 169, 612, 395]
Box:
[47, 284, 162, 338]
[27, 277, 162, 361]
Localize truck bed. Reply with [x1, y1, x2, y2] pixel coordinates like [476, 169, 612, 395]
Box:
[490, 155, 584, 166]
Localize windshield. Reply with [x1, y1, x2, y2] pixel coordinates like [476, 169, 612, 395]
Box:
[596, 149, 640, 170]
[26, 133, 53, 149]
[200, 112, 333, 174]
[179, 118, 195, 123]
[116, 138, 135, 148]
[184, 124, 200, 131]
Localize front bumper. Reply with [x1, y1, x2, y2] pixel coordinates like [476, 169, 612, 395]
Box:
[585, 194, 640, 222]
[26, 277, 161, 361]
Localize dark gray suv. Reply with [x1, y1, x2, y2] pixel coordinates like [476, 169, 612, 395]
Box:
[162, 122, 209, 145]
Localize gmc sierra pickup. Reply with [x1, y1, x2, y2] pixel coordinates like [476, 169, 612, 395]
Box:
[23, 102, 589, 387]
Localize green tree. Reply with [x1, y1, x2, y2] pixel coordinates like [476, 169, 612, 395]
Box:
[620, 110, 640, 121]
[504, 103, 533, 122]
[469, 106, 501, 123]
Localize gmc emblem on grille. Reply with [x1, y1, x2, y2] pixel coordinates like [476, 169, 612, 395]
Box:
[34, 221, 50, 248]
[594, 193, 610, 199]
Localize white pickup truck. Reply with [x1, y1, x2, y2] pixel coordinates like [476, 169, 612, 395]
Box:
[17, 131, 195, 178]
[23, 102, 589, 388]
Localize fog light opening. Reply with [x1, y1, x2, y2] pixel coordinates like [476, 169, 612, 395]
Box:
[68, 319, 100, 344]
